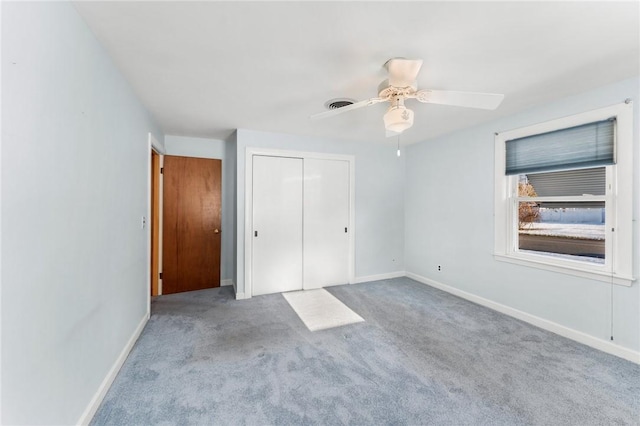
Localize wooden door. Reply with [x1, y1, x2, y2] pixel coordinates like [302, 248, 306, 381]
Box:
[162, 155, 221, 294]
[252, 155, 303, 296]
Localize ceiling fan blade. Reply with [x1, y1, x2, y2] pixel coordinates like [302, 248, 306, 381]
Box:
[385, 58, 423, 88]
[310, 97, 387, 120]
[415, 90, 504, 110]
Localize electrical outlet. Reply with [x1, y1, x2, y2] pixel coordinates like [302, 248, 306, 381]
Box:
[437, 265, 442, 272]
[141, 216, 147, 229]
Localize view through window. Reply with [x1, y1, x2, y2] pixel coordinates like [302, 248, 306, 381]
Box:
[516, 169, 605, 264]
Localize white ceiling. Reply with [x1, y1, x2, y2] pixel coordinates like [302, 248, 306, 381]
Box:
[73, 1, 639, 145]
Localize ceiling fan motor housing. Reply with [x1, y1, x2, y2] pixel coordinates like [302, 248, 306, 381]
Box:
[378, 79, 418, 97]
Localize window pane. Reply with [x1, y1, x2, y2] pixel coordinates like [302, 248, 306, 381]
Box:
[518, 202, 605, 264]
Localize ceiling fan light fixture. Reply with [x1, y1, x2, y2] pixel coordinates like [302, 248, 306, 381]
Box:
[383, 105, 414, 133]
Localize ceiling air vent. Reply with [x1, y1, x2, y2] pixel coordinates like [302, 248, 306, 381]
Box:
[324, 98, 356, 110]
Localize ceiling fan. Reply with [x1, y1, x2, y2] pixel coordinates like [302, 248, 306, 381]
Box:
[311, 58, 505, 137]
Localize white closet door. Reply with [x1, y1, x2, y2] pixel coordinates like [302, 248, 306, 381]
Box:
[303, 159, 350, 289]
[252, 155, 303, 296]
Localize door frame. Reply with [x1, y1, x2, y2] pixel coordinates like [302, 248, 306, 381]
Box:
[147, 133, 165, 311]
[244, 147, 355, 299]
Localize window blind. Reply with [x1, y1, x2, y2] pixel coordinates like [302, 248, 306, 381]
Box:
[505, 119, 615, 175]
[526, 167, 606, 197]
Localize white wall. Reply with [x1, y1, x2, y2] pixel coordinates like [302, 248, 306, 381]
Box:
[1, 3, 163, 424]
[165, 134, 225, 159]
[0, 1, 4, 419]
[224, 131, 238, 287]
[405, 77, 640, 354]
[235, 129, 405, 297]
[164, 135, 234, 283]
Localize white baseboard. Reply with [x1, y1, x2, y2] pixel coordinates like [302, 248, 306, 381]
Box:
[353, 271, 406, 284]
[77, 313, 149, 425]
[232, 272, 407, 299]
[233, 281, 249, 300]
[406, 272, 640, 364]
[221, 279, 233, 287]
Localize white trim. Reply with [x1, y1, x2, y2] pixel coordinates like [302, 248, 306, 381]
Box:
[232, 280, 248, 299]
[221, 279, 233, 287]
[494, 253, 634, 286]
[0, 1, 4, 416]
[150, 134, 165, 155]
[146, 134, 153, 314]
[353, 271, 406, 284]
[244, 147, 356, 299]
[407, 272, 640, 364]
[494, 101, 635, 285]
[77, 313, 149, 425]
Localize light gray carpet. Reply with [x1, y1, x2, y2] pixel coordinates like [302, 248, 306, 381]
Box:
[91, 278, 639, 425]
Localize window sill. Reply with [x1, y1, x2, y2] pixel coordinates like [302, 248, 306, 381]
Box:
[493, 253, 635, 287]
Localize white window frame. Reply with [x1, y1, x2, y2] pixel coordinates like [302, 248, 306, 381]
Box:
[494, 101, 634, 286]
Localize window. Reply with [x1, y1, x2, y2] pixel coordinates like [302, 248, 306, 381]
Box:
[494, 102, 634, 286]
[517, 168, 607, 264]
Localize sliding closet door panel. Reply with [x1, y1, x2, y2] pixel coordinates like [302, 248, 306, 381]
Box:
[252, 155, 303, 296]
[303, 159, 350, 289]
